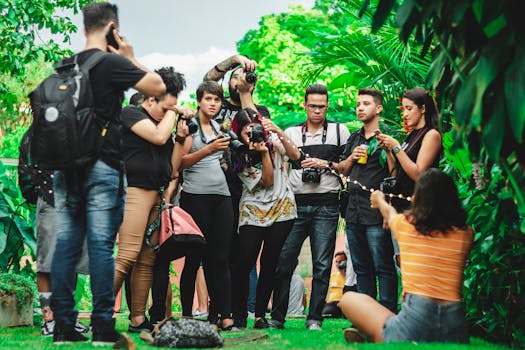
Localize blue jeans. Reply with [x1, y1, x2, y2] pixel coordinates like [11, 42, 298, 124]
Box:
[51, 160, 125, 324]
[346, 223, 398, 312]
[271, 204, 338, 323]
[383, 293, 469, 343]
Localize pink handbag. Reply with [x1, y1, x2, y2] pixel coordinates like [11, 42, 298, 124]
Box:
[145, 200, 206, 250]
[159, 203, 205, 246]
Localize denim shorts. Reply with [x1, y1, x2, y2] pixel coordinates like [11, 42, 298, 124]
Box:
[382, 293, 469, 343]
[36, 197, 89, 274]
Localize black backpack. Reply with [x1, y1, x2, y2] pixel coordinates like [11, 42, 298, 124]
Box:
[18, 130, 37, 204]
[28, 51, 108, 170]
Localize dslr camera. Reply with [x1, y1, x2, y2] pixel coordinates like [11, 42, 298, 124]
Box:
[298, 150, 322, 184]
[245, 69, 258, 84]
[180, 117, 198, 134]
[379, 176, 397, 193]
[302, 168, 321, 183]
[218, 129, 247, 153]
[248, 124, 266, 143]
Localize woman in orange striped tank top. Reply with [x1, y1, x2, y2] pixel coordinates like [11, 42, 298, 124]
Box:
[340, 168, 473, 344]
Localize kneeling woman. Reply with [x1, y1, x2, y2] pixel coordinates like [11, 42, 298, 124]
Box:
[340, 169, 473, 343]
[230, 108, 301, 329]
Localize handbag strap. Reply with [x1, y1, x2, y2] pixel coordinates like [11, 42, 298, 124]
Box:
[145, 187, 167, 250]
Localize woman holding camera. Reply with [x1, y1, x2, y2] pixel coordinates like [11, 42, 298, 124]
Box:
[178, 81, 235, 330]
[229, 108, 301, 329]
[340, 169, 473, 344]
[376, 87, 442, 212]
[114, 67, 195, 332]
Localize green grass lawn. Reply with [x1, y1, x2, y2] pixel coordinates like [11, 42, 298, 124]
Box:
[0, 315, 510, 350]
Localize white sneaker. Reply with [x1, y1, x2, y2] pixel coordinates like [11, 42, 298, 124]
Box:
[41, 319, 55, 336]
[193, 309, 209, 319]
[74, 319, 89, 334]
[307, 322, 322, 331]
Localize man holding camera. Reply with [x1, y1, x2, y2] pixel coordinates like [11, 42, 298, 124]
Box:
[203, 55, 270, 323]
[338, 88, 398, 314]
[269, 84, 349, 331]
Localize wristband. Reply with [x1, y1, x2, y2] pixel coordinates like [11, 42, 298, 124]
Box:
[174, 135, 186, 145]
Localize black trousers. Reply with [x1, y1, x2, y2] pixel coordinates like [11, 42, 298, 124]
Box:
[231, 220, 293, 320]
[149, 236, 203, 321]
[179, 192, 233, 319]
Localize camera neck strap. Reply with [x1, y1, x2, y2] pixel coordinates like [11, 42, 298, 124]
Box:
[301, 119, 328, 147]
[195, 114, 219, 144]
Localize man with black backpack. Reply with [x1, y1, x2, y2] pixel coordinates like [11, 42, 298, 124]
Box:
[29, 2, 166, 346]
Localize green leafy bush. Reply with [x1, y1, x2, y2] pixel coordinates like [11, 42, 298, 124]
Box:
[0, 273, 36, 307]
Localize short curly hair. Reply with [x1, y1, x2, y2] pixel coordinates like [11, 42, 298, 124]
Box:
[154, 66, 186, 98]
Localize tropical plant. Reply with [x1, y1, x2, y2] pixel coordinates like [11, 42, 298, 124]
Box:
[356, 0, 525, 346]
[236, 5, 359, 130]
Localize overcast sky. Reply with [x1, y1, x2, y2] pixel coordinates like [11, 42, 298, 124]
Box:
[60, 0, 315, 100]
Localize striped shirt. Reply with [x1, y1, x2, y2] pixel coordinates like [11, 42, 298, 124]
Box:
[391, 214, 473, 302]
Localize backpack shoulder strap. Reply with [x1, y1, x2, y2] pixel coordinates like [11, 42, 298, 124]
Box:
[79, 51, 107, 72]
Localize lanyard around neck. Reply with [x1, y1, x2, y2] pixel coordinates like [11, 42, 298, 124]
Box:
[302, 119, 328, 146]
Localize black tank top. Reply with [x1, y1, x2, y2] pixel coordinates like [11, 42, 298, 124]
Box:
[392, 127, 440, 211]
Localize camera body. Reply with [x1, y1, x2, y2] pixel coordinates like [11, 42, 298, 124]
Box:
[218, 130, 247, 153]
[379, 176, 397, 193]
[245, 70, 258, 84]
[248, 124, 266, 143]
[183, 118, 199, 134]
[302, 168, 321, 183]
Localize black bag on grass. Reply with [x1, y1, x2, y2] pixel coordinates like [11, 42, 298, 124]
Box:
[154, 318, 223, 348]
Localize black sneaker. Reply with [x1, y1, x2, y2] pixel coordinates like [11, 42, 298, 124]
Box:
[128, 318, 154, 333]
[92, 318, 121, 346]
[53, 321, 89, 344]
[254, 317, 269, 329]
[268, 318, 285, 329]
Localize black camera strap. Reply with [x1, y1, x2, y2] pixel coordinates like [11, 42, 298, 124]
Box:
[301, 119, 328, 147]
[195, 114, 219, 144]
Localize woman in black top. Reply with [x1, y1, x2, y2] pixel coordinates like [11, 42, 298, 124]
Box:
[114, 67, 196, 332]
[376, 87, 442, 212]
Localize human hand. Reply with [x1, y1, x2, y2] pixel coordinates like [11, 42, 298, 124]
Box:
[370, 190, 385, 208]
[175, 119, 189, 138]
[235, 55, 257, 72]
[174, 106, 196, 119]
[376, 132, 399, 151]
[106, 24, 134, 60]
[301, 157, 327, 169]
[350, 145, 367, 162]
[208, 135, 230, 152]
[249, 140, 268, 153]
[261, 118, 282, 135]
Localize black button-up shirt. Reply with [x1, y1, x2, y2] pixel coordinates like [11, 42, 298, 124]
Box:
[342, 128, 388, 225]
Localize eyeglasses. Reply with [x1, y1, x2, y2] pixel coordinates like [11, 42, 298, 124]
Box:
[306, 104, 328, 111]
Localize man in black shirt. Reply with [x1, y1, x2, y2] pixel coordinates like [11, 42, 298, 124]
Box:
[339, 88, 398, 313]
[203, 55, 270, 324]
[50, 2, 165, 345]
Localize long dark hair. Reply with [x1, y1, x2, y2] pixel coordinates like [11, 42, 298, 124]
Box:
[403, 87, 439, 130]
[231, 108, 272, 173]
[407, 169, 468, 235]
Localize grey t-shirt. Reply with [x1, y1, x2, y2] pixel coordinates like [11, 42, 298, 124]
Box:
[182, 118, 230, 196]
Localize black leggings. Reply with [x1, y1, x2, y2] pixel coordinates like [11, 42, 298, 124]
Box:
[149, 237, 203, 321]
[231, 220, 293, 319]
[180, 192, 233, 318]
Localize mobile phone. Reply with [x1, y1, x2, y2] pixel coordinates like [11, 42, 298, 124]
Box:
[106, 24, 119, 50]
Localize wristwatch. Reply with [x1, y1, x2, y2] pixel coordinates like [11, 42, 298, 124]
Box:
[327, 161, 334, 169]
[392, 145, 402, 154]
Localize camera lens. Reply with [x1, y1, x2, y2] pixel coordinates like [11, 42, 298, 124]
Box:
[245, 70, 258, 84]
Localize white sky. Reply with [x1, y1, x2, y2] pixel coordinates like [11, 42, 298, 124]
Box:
[58, 0, 315, 100]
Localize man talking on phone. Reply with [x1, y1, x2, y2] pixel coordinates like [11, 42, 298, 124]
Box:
[49, 2, 165, 346]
